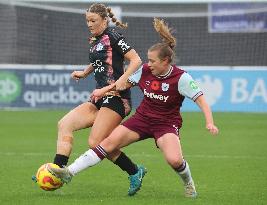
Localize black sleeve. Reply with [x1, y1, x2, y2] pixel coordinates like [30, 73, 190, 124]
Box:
[109, 30, 132, 55]
[88, 53, 92, 64]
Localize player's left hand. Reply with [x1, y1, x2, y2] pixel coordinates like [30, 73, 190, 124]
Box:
[90, 88, 105, 103]
[206, 123, 219, 135]
[90, 84, 116, 102]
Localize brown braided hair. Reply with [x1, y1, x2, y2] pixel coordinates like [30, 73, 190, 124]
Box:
[149, 18, 176, 63]
[87, 3, 127, 29]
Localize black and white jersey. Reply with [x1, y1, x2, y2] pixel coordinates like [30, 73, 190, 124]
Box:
[89, 27, 132, 99]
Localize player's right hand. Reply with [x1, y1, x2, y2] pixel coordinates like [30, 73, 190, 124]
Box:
[206, 123, 219, 135]
[71, 71, 86, 81]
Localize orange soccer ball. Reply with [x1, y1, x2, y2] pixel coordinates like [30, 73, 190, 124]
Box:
[35, 163, 63, 191]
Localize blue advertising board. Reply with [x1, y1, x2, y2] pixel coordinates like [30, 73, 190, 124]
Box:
[182, 70, 267, 112]
[209, 3, 267, 33]
[0, 69, 93, 109]
[0, 68, 267, 112]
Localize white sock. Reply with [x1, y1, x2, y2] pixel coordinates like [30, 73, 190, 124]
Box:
[176, 162, 193, 184]
[68, 149, 101, 176]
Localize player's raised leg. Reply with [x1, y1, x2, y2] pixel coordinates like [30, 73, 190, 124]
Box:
[48, 125, 147, 195]
[54, 102, 98, 167]
[32, 102, 98, 183]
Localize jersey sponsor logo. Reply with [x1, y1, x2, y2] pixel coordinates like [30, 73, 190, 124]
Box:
[92, 60, 105, 73]
[162, 83, 169, 91]
[143, 89, 169, 102]
[118, 39, 130, 51]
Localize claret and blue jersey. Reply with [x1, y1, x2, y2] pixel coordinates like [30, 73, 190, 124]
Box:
[128, 64, 203, 126]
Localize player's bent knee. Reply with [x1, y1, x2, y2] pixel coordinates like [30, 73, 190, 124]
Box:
[166, 156, 184, 168]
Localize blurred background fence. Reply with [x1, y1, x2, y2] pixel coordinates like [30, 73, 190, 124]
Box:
[0, 0, 266, 111]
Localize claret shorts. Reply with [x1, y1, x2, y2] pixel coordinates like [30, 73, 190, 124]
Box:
[122, 112, 181, 142]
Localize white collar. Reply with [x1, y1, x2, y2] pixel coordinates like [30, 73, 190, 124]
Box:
[156, 65, 173, 79]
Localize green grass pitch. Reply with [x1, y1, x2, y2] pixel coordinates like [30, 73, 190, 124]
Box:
[0, 110, 267, 205]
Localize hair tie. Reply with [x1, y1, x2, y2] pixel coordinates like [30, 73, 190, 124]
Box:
[112, 17, 117, 22]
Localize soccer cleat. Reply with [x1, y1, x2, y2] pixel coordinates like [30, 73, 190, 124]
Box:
[47, 165, 72, 184]
[128, 165, 147, 196]
[31, 175, 37, 182]
[184, 180, 197, 198]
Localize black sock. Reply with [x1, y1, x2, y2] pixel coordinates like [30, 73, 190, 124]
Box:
[53, 154, 69, 168]
[114, 152, 138, 175]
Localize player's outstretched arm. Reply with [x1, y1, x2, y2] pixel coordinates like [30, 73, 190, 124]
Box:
[195, 95, 219, 135]
[71, 64, 94, 81]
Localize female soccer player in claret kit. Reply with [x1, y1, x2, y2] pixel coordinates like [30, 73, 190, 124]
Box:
[33, 3, 147, 196]
[49, 18, 219, 198]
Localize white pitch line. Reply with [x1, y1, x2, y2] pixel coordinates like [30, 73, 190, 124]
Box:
[0, 152, 266, 160]
[131, 153, 267, 160]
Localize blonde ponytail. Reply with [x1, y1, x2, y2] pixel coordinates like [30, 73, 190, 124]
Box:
[153, 18, 176, 49]
[148, 18, 176, 63]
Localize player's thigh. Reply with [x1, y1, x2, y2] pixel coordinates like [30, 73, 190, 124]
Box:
[88, 107, 123, 147]
[59, 102, 98, 132]
[101, 125, 140, 153]
[157, 133, 183, 163]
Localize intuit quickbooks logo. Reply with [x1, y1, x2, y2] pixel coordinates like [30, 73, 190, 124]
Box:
[0, 72, 21, 103]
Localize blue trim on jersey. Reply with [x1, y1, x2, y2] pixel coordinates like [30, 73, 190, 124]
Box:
[128, 66, 143, 85]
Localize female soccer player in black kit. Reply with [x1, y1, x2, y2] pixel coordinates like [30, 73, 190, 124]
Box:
[49, 18, 219, 198]
[47, 3, 145, 196]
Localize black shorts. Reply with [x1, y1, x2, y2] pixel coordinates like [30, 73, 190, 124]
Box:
[91, 95, 132, 119]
